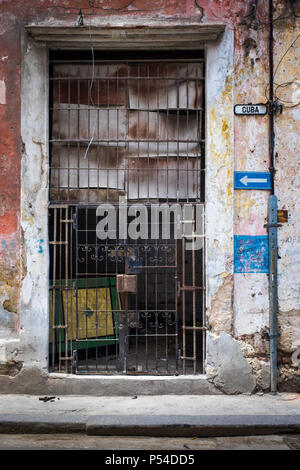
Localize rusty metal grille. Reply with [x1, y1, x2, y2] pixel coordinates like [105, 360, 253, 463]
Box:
[48, 51, 206, 375]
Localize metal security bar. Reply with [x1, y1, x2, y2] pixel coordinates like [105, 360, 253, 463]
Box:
[49, 205, 75, 373]
[48, 51, 205, 375]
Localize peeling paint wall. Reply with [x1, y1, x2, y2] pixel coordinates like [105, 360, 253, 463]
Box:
[274, 3, 300, 390]
[0, 0, 299, 393]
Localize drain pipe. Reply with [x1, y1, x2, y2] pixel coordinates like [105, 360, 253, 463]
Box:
[267, 0, 279, 394]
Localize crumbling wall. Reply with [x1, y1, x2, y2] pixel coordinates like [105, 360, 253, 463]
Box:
[206, 0, 300, 394]
[0, 15, 22, 375]
[0, 0, 298, 394]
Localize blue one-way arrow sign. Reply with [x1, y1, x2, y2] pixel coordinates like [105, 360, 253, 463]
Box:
[234, 171, 272, 190]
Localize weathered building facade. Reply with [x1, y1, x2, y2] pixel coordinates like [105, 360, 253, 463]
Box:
[0, 0, 299, 395]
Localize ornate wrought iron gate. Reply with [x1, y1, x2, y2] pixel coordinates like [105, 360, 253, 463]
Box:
[49, 51, 206, 375]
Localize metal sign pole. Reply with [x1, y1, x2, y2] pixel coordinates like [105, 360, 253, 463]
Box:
[266, 195, 280, 394]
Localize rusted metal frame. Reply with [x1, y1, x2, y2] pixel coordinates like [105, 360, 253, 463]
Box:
[155, 63, 162, 374]
[165, 63, 170, 204]
[182, 326, 207, 330]
[144, 63, 150, 371]
[50, 138, 203, 143]
[118, 63, 130, 374]
[123, 62, 130, 373]
[50, 76, 206, 80]
[146, 63, 150, 203]
[201, 205, 206, 374]
[155, 239, 159, 374]
[57, 207, 62, 370]
[180, 285, 205, 291]
[49, 241, 67, 245]
[95, 205, 99, 373]
[186, 66, 197, 374]
[84, 208, 88, 372]
[144, 230, 149, 373]
[115, 235, 119, 373]
[67, 80, 71, 202]
[50, 105, 205, 110]
[97, 76, 101, 202]
[105, 65, 110, 371]
[192, 209, 197, 374]
[174, 239, 179, 373]
[165, 63, 170, 372]
[50, 59, 206, 64]
[182, 207, 186, 374]
[130, 333, 177, 337]
[51, 208, 57, 370]
[200, 59, 206, 373]
[87, 78, 91, 203]
[186, 63, 190, 204]
[125, 64, 140, 372]
[70, 207, 74, 370]
[106, 64, 110, 204]
[74, 207, 79, 373]
[64, 208, 69, 372]
[165, 246, 169, 374]
[155, 65, 159, 373]
[135, 62, 141, 201]
[176, 62, 186, 375]
[55, 210, 74, 366]
[76, 78, 80, 203]
[50, 58, 205, 375]
[116, 64, 121, 368]
[134, 63, 140, 371]
[116, 64, 120, 201]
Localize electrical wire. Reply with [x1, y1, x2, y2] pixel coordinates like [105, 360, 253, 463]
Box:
[273, 31, 300, 79]
[240, 0, 300, 31]
[83, 10, 96, 159]
[273, 31, 300, 108]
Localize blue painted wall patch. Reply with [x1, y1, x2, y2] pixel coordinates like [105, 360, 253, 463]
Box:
[234, 235, 269, 273]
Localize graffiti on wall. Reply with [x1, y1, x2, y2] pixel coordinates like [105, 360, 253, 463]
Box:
[234, 235, 269, 273]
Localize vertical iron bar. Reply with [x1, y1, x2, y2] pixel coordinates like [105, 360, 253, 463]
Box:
[192, 208, 196, 374]
[58, 207, 62, 371]
[75, 207, 79, 372]
[175, 238, 178, 373]
[64, 208, 69, 372]
[182, 206, 186, 375]
[52, 208, 57, 370]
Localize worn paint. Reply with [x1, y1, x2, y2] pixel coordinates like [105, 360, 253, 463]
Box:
[0, 0, 298, 392]
[234, 235, 269, 273]
[0, 80, 6, 105]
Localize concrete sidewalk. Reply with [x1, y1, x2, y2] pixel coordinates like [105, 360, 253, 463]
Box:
[0, 392, 299, 437]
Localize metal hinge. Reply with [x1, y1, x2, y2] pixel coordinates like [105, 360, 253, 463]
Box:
[72, 350, 77, 372]
[72, 212, 78, 230]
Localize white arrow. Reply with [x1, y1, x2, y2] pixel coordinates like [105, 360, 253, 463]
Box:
[240, 175, 268, 186]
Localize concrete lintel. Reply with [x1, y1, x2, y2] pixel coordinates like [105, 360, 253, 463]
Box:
[25, 22, 225, 49]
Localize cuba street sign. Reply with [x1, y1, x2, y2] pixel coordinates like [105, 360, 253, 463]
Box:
[234, 104, 267, 115]
[234, 171, 272, 190]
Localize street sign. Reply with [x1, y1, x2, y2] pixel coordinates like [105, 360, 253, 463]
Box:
[234, 171, 272, 190]
[234, 104, 267, 115]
